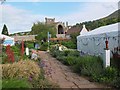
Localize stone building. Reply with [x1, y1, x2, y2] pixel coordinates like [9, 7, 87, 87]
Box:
[45, 17, 69, 38]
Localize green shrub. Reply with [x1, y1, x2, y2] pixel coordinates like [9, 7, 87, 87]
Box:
[103, 67, 118, 78]
[111, 76, 120, 88]
[51, 50, 60, 58]
[56, 56, 66, 61]
[40, 42, 48, 51]
[2, 78, 32, 88]
[31, 78, 59, 88]
[98, 67, 118, 84]
[73, 55, 103, 76]
[26, 42, 34, 49]
[63, 56, 78, 66]
[1, 52, 7, 64]
[63, 50, 71, 56]
[59, 51, 65, 56]
[11, 46, 20, 53]
[11, 46, 21, 62]
[68, 50, 80, 57]
[61, 41, 76, 49]
[92, 67, 120, 88]
[111, 57, 120, 71]
[82, 56, 103, 76]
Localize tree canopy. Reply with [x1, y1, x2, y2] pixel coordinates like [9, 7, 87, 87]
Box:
[2, 24, 9, 35]
[30, 22, 56, 41]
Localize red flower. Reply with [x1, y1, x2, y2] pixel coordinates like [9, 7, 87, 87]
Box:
[6, 45, 15, 63]
[21, 40, 24, 56]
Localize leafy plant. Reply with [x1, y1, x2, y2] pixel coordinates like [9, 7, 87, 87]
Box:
[61, 41, 76, 49]
[68, 50, 80, 57]
[26, 41, 34, 49]
[98, 67, 118, 84]
[72, 55, 103, 76]
[31, 22, 56, 41]
[39, 42, 48, 51]
[63, 56, 78, 66]
[2, 78, 32, 88]
[111, 76, 120, 88]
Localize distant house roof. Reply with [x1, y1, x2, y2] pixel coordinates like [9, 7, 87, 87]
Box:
[12, 35, 36, 41]
[0, 34, 14, 40]
[66, 26, 82, 35]
[80, 25, 88, 35]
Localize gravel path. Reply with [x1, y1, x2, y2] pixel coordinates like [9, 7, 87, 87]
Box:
[37, 51, 108, 89]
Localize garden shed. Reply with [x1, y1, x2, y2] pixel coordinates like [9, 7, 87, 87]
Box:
[0, 34, 15, 46]
[77, 23, 120, 58]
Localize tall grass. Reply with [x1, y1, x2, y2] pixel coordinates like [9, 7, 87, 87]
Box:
[2, 60, 40, 80]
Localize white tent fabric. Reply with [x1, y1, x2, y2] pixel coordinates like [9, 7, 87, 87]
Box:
[0, 34, 15, 46]
[80, 23, 119, 37]
[77, 23, 119, 57]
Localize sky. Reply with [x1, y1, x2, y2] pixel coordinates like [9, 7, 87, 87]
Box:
[0, 0, 119, 34]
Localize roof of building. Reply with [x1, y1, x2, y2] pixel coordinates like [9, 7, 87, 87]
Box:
[0, 34, 14, 40]
[66, 26, 82, 35]
[12, 35, 36, 41]
[80, 25, 88, 35]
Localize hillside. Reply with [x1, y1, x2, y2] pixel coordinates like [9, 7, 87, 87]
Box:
[104, 9, 120, 19]
[68, 9, 120, 35]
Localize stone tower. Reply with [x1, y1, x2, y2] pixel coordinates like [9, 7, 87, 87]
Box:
[45, 17, 55, 24]
[45, 17, 69, 38]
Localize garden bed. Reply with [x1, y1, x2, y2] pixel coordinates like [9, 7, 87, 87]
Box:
[50, 45, 120, 89]
[1, 42, 59, 88]
[1, 60, 59, 88]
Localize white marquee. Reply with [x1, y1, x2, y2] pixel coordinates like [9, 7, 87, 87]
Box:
[77, 23, 119, 57]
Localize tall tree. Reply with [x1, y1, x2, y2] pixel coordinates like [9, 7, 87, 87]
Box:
[31, 22, 56, 41]
[2, 24, 9, 35]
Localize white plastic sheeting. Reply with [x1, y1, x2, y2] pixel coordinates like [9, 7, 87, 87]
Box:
[77, 23, 119, 57]
[0, 34, 15, 46]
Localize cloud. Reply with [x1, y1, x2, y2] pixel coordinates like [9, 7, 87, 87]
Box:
[0, 2, 118, 34]
[54, 2, 118, 25]
[0, 4, 45, 34]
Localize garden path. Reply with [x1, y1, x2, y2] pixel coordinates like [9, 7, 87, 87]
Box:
[37, 51, 108, 88]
